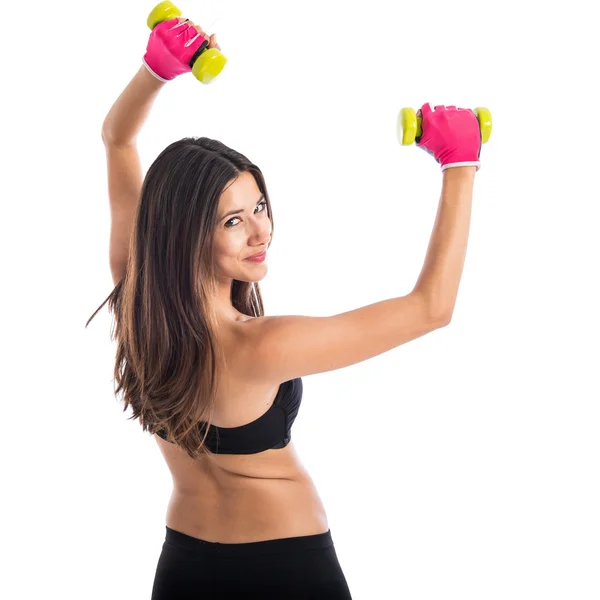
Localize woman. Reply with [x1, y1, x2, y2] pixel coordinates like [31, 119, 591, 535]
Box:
[86, 14, 482, 600]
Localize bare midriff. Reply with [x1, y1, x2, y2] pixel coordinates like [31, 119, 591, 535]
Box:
[155, 435, 330, 543]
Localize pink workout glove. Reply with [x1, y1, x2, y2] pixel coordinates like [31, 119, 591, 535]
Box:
[416, 104, 482, 171]
[142, 18, 209, 82]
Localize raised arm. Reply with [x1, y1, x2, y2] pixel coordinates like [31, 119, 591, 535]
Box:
[101, 65, 166, 146]
[234, 165, 477, 384]
[101, 15, 220, 286]
[101, 66, 166, 286]
[412, 166, 476, 318]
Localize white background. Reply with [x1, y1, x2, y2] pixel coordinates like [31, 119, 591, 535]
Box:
[2, 0, 599, 598]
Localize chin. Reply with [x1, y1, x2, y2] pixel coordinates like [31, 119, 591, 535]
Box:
[234, 270, 267, 284]
[250, 272, 267, 283]
[251, 271, 268, 283]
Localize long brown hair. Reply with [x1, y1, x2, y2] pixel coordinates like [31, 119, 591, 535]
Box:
[86, 137, 274, 459]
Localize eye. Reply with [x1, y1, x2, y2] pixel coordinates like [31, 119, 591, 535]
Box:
[225, 200, 268, 228]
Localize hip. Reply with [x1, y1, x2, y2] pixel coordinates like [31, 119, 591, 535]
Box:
[151, 526, 353, 599]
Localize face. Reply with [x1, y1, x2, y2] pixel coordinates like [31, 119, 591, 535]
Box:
[213, 171, 272, 284]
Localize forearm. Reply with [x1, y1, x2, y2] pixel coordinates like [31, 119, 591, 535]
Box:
[101, 66, 166, 145]
[413, 167, 476, 320]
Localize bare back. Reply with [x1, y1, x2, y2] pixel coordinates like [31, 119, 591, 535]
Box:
[154, 291, 446, 542]
[154, 315, 330, 543]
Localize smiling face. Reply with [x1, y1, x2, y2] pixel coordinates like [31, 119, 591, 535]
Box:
[212, 171, 272, 285]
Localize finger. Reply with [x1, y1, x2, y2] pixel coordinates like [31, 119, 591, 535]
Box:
[193, 24, 208, 37]
[418, 102, 433, 117]
[168, 17, 189, 30]
[180, 23, 205, 44]
[171, 18, 193, 34]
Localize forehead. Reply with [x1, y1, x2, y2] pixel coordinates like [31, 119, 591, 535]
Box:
[220, 172, 260, 206]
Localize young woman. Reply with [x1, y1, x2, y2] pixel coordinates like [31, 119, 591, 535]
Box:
[87, 15, 482, 600]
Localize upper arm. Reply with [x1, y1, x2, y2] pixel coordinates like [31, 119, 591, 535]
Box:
[238, 292, 449, 383]
[104, 142, 143, 286]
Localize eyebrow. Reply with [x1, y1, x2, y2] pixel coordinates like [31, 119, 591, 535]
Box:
[220, 194, 265, 221]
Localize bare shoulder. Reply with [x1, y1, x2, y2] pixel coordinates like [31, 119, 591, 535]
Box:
[233, 294, 448, 384]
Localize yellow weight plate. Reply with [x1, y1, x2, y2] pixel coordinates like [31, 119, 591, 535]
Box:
[398, 107, 417, 145]
[147, 1, 182, 30]
[192, 49, 228, 84]
[473, 107, 492, 144]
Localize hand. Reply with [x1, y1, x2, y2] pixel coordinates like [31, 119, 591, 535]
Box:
[143, 17, 221, 82]
[416, 104, 482, 171]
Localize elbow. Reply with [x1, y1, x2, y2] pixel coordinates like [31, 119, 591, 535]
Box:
[101, 123, 127, 146]
[101, 118, 111, 143]
[414, 288, 454, 328]
[434, 300, 455, 327]
[437, 313, 452, 327]
[432, 307, 453, 328]
[101, 126, 112, 145]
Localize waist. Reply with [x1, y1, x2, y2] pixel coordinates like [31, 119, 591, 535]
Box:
[165, 474, 329, 543]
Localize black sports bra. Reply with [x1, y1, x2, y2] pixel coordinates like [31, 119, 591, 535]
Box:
[156, 378, 303, 454]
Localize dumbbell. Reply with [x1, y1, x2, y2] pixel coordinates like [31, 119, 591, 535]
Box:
[147, 1, 227, 84]
[397, 106, 493, 145]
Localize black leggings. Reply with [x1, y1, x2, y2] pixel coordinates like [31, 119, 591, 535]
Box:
[151, 526, 353, 599]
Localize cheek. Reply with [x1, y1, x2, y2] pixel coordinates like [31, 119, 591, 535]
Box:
[214, 237, 242, 261]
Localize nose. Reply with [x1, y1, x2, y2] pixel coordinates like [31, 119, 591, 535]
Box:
[251, 220, 272, 248]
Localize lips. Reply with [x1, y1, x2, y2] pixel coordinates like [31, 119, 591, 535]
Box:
[246, 250, 267, 259]
[245, 250, 267, 262]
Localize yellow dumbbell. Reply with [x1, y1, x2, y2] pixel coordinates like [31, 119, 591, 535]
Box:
[147, 1, 227, 84]
[397, 106, 492, 145]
